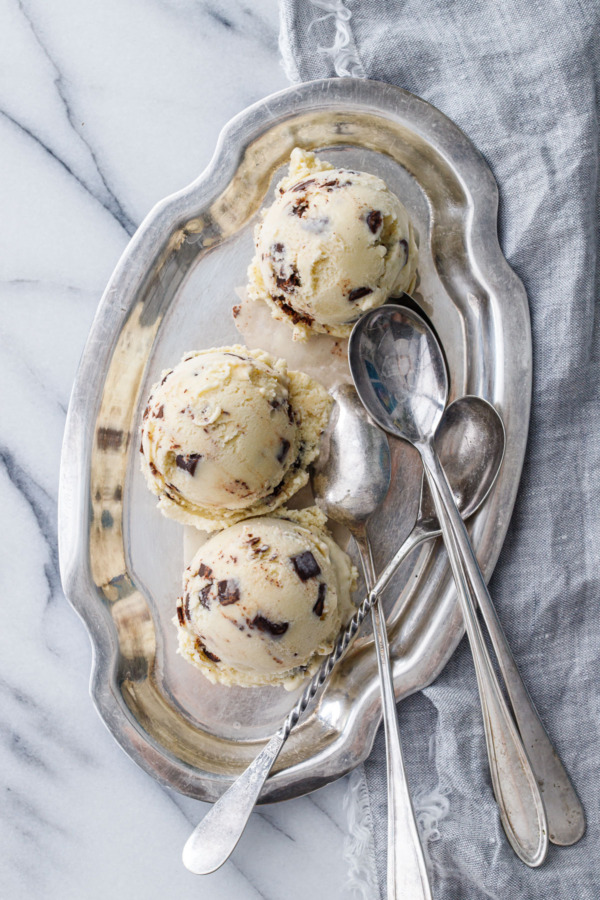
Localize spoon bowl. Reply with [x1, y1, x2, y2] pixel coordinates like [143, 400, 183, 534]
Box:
[426, 395, 506, 523]
[350, 303, 448, 444]
[313, 383, 391, 528]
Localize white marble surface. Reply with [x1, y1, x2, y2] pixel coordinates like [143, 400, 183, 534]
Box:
[0, 2, 378, 897]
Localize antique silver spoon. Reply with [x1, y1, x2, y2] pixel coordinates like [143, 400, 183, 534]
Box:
[350, 301, 584, 851]
[312, 383, 432, 900]
[350, 303, 560, 866]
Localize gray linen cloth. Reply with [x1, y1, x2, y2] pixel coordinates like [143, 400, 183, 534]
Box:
[280, 2, 599, 897]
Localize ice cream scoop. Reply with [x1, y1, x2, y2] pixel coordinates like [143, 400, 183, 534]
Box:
[175, 507, 356, 689]
[248, 148, 418, 340]
[140, 346, 332, 530]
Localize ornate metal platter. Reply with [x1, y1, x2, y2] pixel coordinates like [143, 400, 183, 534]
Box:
[58, 78, 531, 803]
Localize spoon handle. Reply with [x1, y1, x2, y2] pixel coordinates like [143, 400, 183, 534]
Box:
[355, 535, 432, 900]
[422, 449, 584, 847]
[183, 589, 376, 874]
[420, 444, 548, 867]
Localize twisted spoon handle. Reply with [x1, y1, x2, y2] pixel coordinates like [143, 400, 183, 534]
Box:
[421, 444, 548, 867]
[182, 592, 374, 874]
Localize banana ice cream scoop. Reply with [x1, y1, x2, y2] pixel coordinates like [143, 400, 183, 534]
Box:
[175, 508, 357, 689]
[140, 346, 332, 531]
[247, 148, 418, 340]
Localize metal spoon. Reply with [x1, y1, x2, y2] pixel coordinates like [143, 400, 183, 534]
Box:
[312, 384, 432, 900]
[350, 303, 550, 867]
[373, 394, 505, 600]
[182, 392, 506, 874]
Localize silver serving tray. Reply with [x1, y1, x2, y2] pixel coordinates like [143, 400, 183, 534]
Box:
[58, 78, 531, 803]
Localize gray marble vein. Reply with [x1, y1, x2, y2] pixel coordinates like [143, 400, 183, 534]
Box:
[0, 1, 374, 898]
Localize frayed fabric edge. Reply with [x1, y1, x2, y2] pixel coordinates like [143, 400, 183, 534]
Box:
[342, 765, 381, 900]
[278, 0, 367, 82]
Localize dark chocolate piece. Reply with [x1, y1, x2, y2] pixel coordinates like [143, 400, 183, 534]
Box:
[291, 551, 321, 581]
[277, 438, 290, 464]
[272, 295, 314, 327]
[366, 210, 383, 234]
[291, 199, 309, 218]
[313, 582, 327, 616]
[399, 238, 409, 266]
[218, 579, 240, 606]
[195, 637, 220, 663]
[198, 563, 213, 579]
[199, 585, 212, 609]
[251, 615, 289, 637]
[176, 605, 185, 626]
[155, 405, 164, 419]
[175, 453, 201, 476]
[275, 264, 301, 294]
[290, 178, 316, 192]
[348, 286, 373, 303]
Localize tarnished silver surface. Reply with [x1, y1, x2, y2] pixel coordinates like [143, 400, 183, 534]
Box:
[57, 78, 532, 803]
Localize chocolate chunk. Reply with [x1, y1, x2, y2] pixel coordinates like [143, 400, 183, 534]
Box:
[251, 615, 289, 637]
[176, 605, 185, 626]
[366, 210, 383, 234]
[198, 563, 212, 579]
[277, 438, 290, 464]
[291, 551, 321, 581]
[271, 242, 285, 258]
[142, 405, 150, 421]
[348, 286, 373, 303]
[160, 371, 172, 386]
[149, 461, 159, 477]
[155, 405, 164, 419]
[218, 579, 240, 606]
[165, 482, 180, 494]
[399, 238, 409, 266]
[184, 593, 192, 620]
[247, 536, 261, 547]
[272, 295, 314, 327]
[291, 199, 309, 217]
[195, 637, 220, 663]
[313, 583, 327, 616]
[139, 441, 144, 455]
[322, 179, 340, 189]
[97, 427, 124, 451]
[291, 178, 316, 192]
[199, 585, 212, 609]
[275, 264, 301, 294]
[175, 453, 201, 476]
